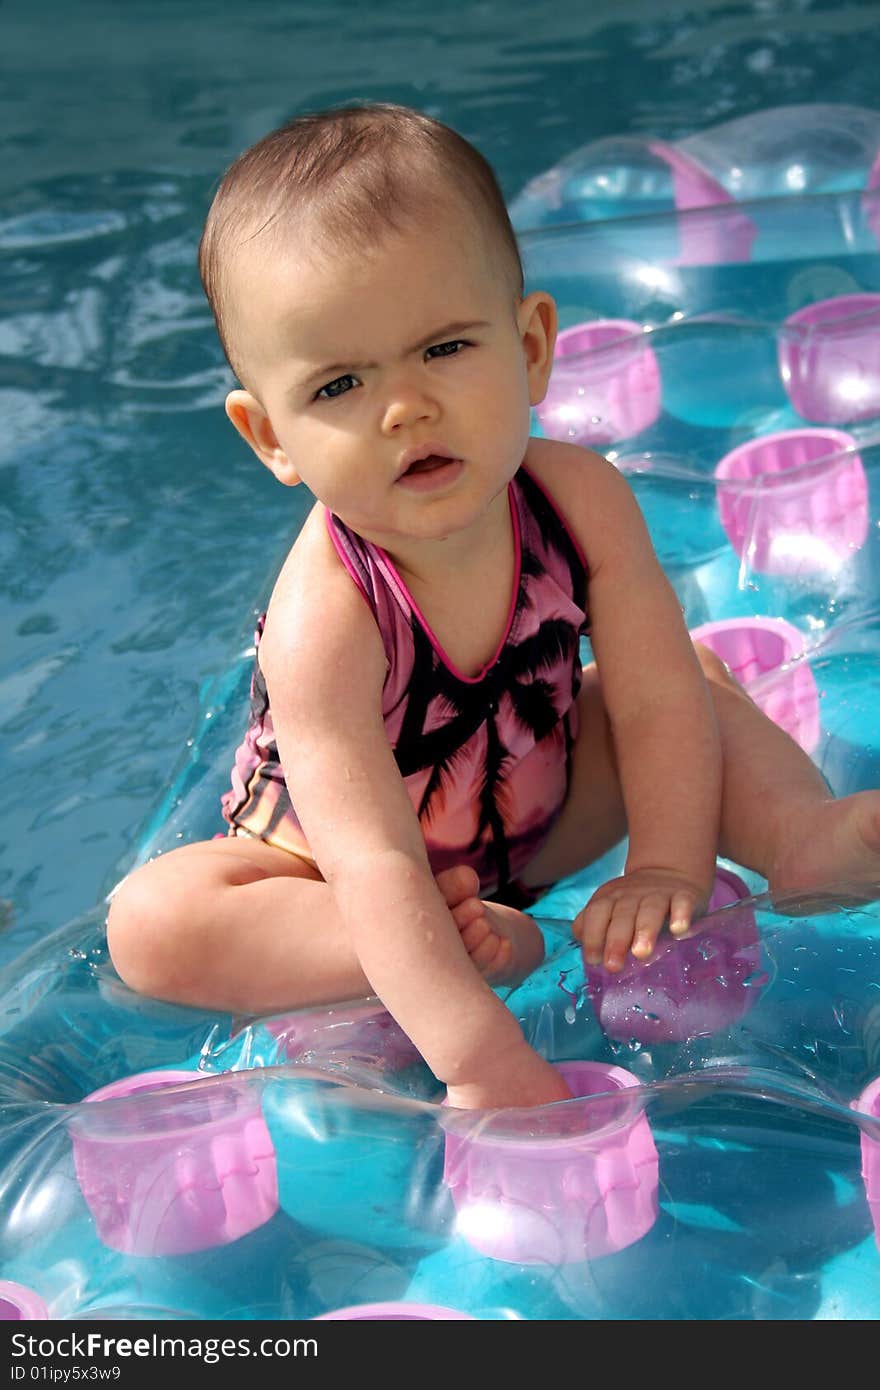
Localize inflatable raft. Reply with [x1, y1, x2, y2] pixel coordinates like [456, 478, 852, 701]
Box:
[2, 104, 880, 1323]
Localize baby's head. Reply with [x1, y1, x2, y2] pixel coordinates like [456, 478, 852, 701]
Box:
[200, 103, 524, 388]
[199, 104, 556, 540]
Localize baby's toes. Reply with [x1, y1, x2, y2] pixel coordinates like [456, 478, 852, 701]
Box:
[458, 915, 504, 971]
[436, 865, 481, 909]
[457, 910, 491, 954]
[481, 936, 513, 983]
[450, 895, 487, 933]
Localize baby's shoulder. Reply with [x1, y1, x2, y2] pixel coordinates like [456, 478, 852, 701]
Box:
[523, 437, 638, 541]
[271, 501, 334, 590]
[524, 435, 621, 491]
[261, 504, 382, 675]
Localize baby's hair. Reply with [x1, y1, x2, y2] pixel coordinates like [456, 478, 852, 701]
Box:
[199, 102, 524, 383]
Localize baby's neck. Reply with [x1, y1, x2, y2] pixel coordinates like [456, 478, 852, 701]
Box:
[385, 485, 518, 680]
[382, 482, 514, 592]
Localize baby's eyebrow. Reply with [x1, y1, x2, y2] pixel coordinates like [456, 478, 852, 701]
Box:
[408, 319, 490, 353]
[295, 320, 490, 391]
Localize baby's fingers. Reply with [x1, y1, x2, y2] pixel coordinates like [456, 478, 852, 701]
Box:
[668, 889, 699, 938]
[630, 893, 675, 960]
[577, 896, 615, 967]
[601, 899, 642, 972]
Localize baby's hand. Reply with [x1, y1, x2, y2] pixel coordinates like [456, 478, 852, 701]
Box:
[573, 868, 710, 974]
[445, 1044, 572, 1111]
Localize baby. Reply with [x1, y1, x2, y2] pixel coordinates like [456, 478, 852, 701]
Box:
[107, 102, 880, 1111]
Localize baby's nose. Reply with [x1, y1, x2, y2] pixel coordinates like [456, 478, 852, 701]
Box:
[380, 383, 439, 433]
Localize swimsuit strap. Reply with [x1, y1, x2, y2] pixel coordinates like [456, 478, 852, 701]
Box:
[324, 506, 376, 608]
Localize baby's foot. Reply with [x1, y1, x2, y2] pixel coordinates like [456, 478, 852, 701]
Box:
[435, 866, 546, 986]
[769, 790, 880, 904]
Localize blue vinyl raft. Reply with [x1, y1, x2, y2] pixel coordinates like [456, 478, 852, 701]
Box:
[1, 104, 880, 1323]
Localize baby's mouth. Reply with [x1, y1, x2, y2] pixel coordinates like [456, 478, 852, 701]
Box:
[404, 454, 454, 476]
[396, 444, 463, 488]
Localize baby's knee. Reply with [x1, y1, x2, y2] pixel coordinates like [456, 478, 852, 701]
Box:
[106, 861, 194, 999]
[692, 641, 742, 692]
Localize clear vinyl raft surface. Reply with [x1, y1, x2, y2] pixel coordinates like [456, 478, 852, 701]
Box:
[3, 104, 880, 1323]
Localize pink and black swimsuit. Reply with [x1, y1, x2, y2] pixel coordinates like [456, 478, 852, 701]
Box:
[222, 465, 590, 901]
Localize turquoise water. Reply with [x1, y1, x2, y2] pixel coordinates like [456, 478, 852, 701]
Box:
[3, 0, 880, 964]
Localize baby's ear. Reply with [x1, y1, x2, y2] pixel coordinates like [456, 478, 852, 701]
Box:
[517, 292, 558, 407]
[225, 390, 301, 487]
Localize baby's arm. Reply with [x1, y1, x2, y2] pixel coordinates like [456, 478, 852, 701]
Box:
[531, 442, 722, 970]
[260, 520, 570, 1110]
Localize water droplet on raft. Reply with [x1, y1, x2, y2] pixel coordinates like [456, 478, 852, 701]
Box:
[564, 1004, 576, 1024]
[832, 998, 856, 1035]
[743, 970, 769, 988]
[643, 1011, 660, 1023]
[68, 948, 87, 960]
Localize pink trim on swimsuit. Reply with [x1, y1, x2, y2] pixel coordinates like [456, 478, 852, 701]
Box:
[324, 508, 373, 607]
[520, 463, 589, 571]
[374, 485, 522, 685]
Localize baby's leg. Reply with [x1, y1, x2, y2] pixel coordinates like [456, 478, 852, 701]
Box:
[515, 649, 880, 907]
[107, 840, 541, 1013]
[107, 837, 373, 1013]
[694, 645, 880, 897]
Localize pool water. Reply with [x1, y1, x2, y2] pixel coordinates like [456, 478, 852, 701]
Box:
[3, 0, 880, 964]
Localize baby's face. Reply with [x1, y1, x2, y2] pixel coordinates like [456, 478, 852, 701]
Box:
[224, 209, 554, 553]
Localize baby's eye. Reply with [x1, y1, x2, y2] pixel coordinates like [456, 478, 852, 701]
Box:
[315, 373, 358, 400]
[425, 339, 468, 359]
